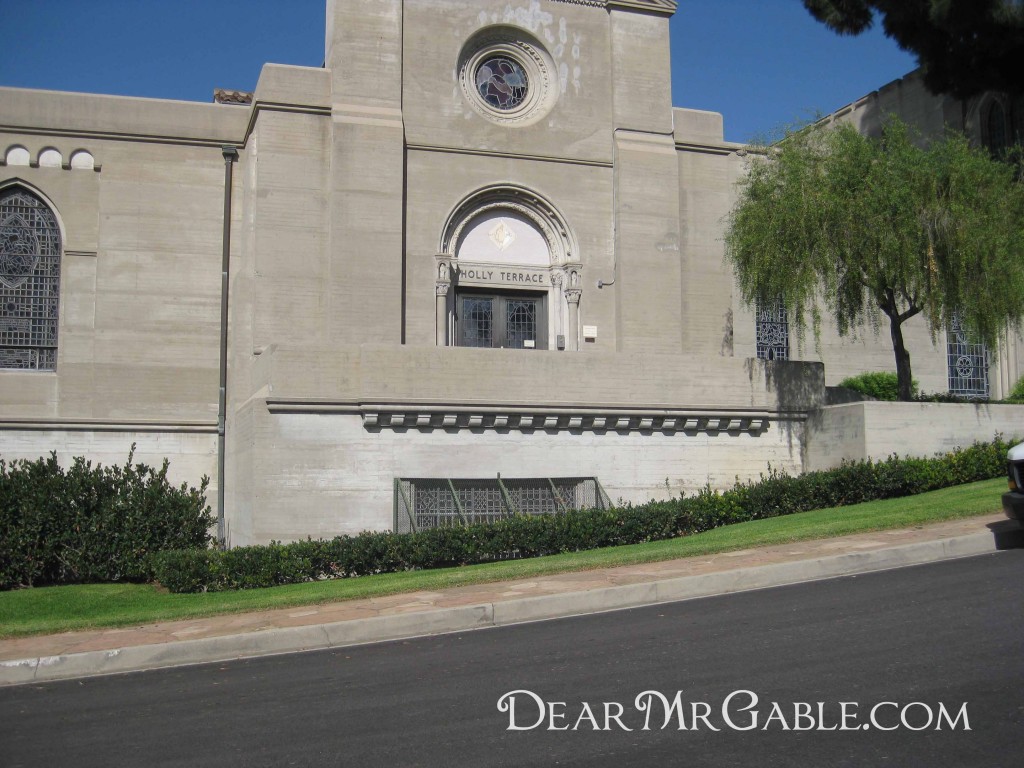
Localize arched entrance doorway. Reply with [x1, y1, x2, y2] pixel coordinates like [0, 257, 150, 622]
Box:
[434, 186, 582, 350]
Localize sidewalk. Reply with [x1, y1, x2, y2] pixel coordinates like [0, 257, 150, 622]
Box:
[2, 513, 1019, 686]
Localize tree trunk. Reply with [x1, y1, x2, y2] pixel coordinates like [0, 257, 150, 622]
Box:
[888, 316, 914, 401]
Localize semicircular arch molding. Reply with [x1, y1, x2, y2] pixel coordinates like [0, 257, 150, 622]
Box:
[440, 185, 578, 266]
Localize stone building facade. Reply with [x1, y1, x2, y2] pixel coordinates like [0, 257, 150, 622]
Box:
[796, 69, 1024, 400]
[1, 0, 1020, 544]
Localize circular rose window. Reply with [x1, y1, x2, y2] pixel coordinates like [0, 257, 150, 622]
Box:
[475, 56, 529, 111]
[459, 28, 557, 126]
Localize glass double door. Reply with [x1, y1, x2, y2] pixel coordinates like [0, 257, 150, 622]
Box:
[458, 291, 546, 349]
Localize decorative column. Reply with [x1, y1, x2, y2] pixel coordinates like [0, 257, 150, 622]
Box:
[435, 257, 452, 346]
[564, 265, 582, 351]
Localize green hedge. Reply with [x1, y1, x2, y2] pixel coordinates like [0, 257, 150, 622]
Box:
[1006, 376, 1024, 403]
[0, 448, 213, 590]
[150, 436, 1013, 593]
[838, 371, 918, 401]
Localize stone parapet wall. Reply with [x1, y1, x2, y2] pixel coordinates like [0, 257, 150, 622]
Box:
[249, 344, 826, 413]
[223, 347, 824, 544]
[226, 405, 807, 545]
[0, 86, 248, 145]
[804, 401, 1024, 471]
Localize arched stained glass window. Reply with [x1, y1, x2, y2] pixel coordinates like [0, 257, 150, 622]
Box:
[0, 186, 61, 370]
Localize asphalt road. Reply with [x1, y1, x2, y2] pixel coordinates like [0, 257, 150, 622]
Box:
[3, 550, 1022, 768]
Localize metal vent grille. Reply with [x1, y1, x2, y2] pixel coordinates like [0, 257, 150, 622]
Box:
[395, 476, 610, 533]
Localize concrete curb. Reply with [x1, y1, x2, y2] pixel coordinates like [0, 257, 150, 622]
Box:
[0, 532, 1000, 686]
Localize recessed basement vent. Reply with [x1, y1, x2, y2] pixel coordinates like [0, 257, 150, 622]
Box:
[394, 476, 610, 533]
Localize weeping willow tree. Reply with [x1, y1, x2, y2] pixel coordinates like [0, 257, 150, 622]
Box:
[725, 117, 1024, 400]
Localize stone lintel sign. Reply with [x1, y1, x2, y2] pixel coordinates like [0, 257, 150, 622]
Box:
[455, 261, 550, 288]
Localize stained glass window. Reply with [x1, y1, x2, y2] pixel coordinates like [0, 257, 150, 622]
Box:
[505, 298, 537, 349]
[475, 56, 528, 111]
[460, 296, 494, 348]
[755, 299, 789, 361]
[947, 314, 989, 397]
[0, 187, 61, 370]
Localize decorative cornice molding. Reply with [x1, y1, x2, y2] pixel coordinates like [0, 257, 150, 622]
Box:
[0, 124, 240, 149]
[607, 0, 677, 15]
[406, 143, 612, 169]
[552, 0, 677, 16]
[242, 101, 331, 146]
[673, 140, 739, 157]
[263, 400, 796, 435]
[0, 418, 217, 433]
[358, 411, 768, 435]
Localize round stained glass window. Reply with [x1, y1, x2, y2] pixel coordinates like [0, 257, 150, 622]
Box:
[475, 56, 529, 111]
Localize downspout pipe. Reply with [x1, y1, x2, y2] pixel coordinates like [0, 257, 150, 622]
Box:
[218, 146, 239, 546]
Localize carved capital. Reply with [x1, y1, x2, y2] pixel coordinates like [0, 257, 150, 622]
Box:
[436, 282, 450, 297]
[565, 288, 582, 305]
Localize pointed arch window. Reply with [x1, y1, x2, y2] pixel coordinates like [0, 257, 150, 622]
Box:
[0, 186, 62, 370]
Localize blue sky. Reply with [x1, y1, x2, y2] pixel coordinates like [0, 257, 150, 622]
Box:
[0, 1, 916, 144]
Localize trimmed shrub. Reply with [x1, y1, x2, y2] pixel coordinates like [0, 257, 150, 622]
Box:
[1006, 376, 1024, 403]
[0, 448, 212, 590]
[150, 436, 1014, 594]
[838, 371, 918, 401]
[148, 549, 221, 594]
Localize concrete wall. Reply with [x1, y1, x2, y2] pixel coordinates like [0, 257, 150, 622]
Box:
[0, 429, 217, 503]
[805, 401, 1024, 471]
[0, 87, 245, 429]
[730, 308, 955, 395]
[402, 0, 614, 163]
[675, 108, 745, 357]
[236, 407, 806, 543]
[223, 344, 823, 543]
[403, 151, 615, 348]
[251, 344, 824, 411]
[0, 88, 245, 511]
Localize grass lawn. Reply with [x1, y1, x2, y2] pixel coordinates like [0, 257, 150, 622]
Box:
[0, 477, 1006, 640]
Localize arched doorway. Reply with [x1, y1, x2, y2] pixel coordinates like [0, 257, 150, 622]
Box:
[434, 186, 582, 350]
